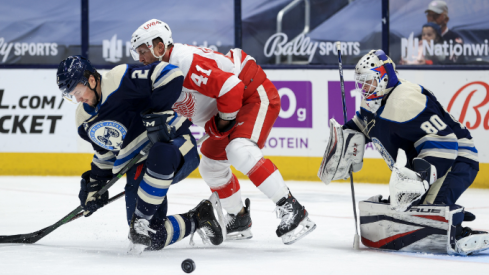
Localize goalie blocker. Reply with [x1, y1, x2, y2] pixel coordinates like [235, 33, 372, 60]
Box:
[359, 200, 489, 256]
[318, 118, 365, 184]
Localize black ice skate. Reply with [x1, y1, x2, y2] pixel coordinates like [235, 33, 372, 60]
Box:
[226, 198, 253, 240]
[128, 214, 156, 255]
[189, 199, 224, 246]
[454, 226, 489, 255]
[275, 192, 316, 245]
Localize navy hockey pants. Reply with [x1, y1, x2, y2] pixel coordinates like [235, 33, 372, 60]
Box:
[432, 161, 478, 206]
[124, 135, 200, 225]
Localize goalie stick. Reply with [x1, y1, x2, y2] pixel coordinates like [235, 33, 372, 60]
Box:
[0, 134, 210, 244]
[336, 41, 360, 250]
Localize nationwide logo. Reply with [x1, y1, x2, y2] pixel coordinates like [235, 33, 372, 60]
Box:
[102, 35, 132, 63]
[447, 81, 489, 130]
[401, 32, 489, 63]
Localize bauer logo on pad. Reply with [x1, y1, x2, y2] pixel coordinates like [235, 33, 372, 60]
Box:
[272, 81, 312, 128]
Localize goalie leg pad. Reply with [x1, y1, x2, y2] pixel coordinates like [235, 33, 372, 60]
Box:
[358, 200, 486, 255]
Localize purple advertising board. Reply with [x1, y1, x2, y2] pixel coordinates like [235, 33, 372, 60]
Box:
[273, 81, 313, 128]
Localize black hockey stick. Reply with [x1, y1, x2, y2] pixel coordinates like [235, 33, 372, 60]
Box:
[0, 142, 152, 244]
[335, 41, 360, 250]
[0, 134, 209, 244]
[68, 191, 126, 223]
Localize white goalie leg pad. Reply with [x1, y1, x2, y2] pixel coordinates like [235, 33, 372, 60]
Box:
[359, 200, 466, 254]
[318, 118, 365, 184]
[389, 149, 430, 212]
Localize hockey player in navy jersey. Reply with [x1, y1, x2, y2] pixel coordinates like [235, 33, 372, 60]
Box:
[319, 49, 488, 255]
[56, 55, 223, 253]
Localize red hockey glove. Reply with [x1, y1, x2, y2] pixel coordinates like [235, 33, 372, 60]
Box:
[204, 115, 236, 140]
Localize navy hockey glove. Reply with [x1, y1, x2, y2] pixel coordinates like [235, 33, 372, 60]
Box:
[78, 170, 109, 217]
[141, 109, 176, 144]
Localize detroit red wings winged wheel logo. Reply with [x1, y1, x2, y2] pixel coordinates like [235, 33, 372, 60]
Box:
[172, 92, 196, 118]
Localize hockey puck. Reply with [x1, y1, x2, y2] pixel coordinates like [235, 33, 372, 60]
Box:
[181, 259, 196, 273]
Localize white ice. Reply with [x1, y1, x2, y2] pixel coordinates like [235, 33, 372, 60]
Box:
[0, 177, 488, 275]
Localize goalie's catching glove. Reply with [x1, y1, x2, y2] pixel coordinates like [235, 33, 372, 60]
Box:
[78, 170, 109, 217]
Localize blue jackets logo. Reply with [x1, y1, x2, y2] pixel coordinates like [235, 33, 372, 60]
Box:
[88, 121, 127, 151]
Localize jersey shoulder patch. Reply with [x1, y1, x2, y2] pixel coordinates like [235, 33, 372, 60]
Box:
[380, 79, 427, 123]
[100, 64, 128, 104]
[151, 61, 183, 89]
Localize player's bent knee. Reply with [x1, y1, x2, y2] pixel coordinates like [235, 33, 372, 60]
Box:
[199, 155, 232, 187]
[226, 138, 263, 174]
[147, 142, 181, 172]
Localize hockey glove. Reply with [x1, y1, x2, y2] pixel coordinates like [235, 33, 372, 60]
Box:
[204, 115, 236, 140]
[141, 109, 176, 144]
[78, 170, 109, 217]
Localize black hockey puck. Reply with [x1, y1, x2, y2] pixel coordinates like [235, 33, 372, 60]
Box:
[181, 259, 196, 273]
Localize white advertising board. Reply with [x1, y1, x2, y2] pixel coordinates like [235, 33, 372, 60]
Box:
[1, 68, 488, 162]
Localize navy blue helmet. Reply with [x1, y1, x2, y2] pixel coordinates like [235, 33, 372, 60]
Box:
[57, 55, 97, 103]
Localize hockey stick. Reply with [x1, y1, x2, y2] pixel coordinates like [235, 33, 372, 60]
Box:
[0, 142, 152, 244]
[0, 134, 209, 244]
[335, 41, 360, 250]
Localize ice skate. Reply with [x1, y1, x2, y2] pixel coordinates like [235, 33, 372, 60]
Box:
[127, 214, 156, 255]
[226, 198, 253, 240]
[275, 192, 316, 245]
[455, 226, 489, 256]
[189, 199, 224, 246]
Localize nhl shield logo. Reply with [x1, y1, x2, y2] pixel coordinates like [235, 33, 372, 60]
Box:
[88, 121, 127, 151]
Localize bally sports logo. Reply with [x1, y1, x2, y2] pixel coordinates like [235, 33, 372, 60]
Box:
[447, 81, 489, 130]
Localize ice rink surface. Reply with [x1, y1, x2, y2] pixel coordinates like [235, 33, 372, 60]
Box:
[0, 176, 488, 275]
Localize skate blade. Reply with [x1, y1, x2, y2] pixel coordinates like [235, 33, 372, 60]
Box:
[127, 242, 147, 255]
[209, 192, 227, 242]
[456, 234, 489, 256]
[227, 228, 253, 241]
[281, 217, 316, 245]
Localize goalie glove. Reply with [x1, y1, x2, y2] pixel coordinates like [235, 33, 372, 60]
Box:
[318, 118, 365, 184]
[389, 149, 437, 212]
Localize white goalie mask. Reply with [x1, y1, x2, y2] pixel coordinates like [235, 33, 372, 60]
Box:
[130, 19, 173, 61]
[354, 50, 399, 113]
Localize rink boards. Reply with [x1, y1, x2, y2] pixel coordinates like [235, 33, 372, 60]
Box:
[0, 68, 488, 188]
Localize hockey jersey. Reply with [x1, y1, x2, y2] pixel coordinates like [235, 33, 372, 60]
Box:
[345, 78, 479, 178]
[75, 62, 191, 180]
[168, 43, 260, 127]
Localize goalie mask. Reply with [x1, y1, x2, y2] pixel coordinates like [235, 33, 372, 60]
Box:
[131, 19, 173, 61]
[354, 50, 399, 113]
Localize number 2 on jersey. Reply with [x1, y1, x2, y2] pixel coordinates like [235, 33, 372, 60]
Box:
[191, 65, 212, 87]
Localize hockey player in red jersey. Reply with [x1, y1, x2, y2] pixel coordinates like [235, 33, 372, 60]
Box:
[130, 19, 316, 244]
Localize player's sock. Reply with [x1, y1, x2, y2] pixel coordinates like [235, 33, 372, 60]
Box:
[247, 158, 288, 203]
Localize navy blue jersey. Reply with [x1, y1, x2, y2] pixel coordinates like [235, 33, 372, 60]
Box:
[75, 61, 192, 180]
[345, 79, 479, 178]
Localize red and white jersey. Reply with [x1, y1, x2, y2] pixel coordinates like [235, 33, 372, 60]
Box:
[169, 43, 255, 127]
